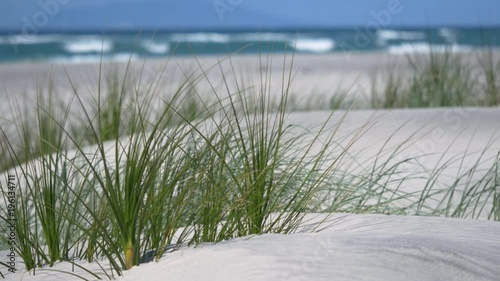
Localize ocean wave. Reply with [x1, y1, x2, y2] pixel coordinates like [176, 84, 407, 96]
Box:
[48, 53, 140, 64]
[388, 43, 472, 54]
[289, 38, 335, 53]
[378, 30, 426, 40]
[170, 33, 231, 43]
[0, 34, 62, 45]
[377, 30, 426, 46]
[439, 28, 458, 43]
[142, 40, 170, 54]
[233, 32, 292, 42]
[63, 38, 113, 53]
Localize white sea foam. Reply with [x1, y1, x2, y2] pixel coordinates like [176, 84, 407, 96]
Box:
[439, 28, 458, 43]
[63, 38, 113, 53]
[378, 30, 426, 41]
[377, 29, 426, 46]
[48, 53, 140, 64]
[289, 38, 335, 53]
[170, 33, 231, 43]
[233, 32, 292, 42]
[142, 41, 170, 54]
[388, 42, 472, 54]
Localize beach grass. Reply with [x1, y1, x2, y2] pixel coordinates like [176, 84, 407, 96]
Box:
[371, 45, 500, 108]
[0, 52, 499, 278]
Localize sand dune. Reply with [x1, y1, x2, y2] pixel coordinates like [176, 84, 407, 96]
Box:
[6, 214, 499, 281]
[3, 107, 499, 280]
[120, 214, 500, 281]
[1, 54, 499, 280]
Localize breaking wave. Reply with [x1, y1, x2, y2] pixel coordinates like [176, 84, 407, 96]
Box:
[169, 33, 231, 43]
[63, 38, 113, 53]
[142, 41, 170, 54]
[388, 43, 472, 54]
[290, 38, 335, 53]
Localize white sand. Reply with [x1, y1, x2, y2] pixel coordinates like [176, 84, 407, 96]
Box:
[120, 214, 500, 281]
[4, 214, 499, 281]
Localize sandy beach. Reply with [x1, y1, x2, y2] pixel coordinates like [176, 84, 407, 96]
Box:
[1, 52, 499, 280]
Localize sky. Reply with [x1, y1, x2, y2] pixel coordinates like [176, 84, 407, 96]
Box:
[0, 0, 499, 32]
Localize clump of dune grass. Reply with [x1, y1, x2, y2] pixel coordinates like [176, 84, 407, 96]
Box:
[477, 47, 500, 106]
[0, 87, 80, 270]
[370, 64, 405, 109]
[182, 55, 362, 244]
[0, 54, 352, 276]
[372, 45, 500, 108]
[405, 47, 474, 107]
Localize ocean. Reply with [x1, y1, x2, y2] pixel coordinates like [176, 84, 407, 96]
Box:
[0, 27, 499, 64]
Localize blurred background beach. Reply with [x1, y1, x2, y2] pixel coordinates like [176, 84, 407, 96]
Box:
[0, 0, 499, 63]
[1, 0, 500, 111]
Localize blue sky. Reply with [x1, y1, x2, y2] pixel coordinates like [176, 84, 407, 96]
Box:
[1, 0, 499, 31]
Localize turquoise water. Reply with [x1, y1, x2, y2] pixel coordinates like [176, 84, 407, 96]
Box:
[0, 27, 499, 63]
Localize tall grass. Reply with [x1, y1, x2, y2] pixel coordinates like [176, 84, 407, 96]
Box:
[59, 59, 210, 271]
[1, 54, 348, 275]
[182, 55, 358, 242]
[372, 45, 500, 108]
[0, 88, 82, 270]
[478, 47, 500, 106]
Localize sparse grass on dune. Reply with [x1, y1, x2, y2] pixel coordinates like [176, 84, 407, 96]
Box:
[371, 46, 500, 108]
[0, 52, 499, 279]
[478, 47, 500, 106]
